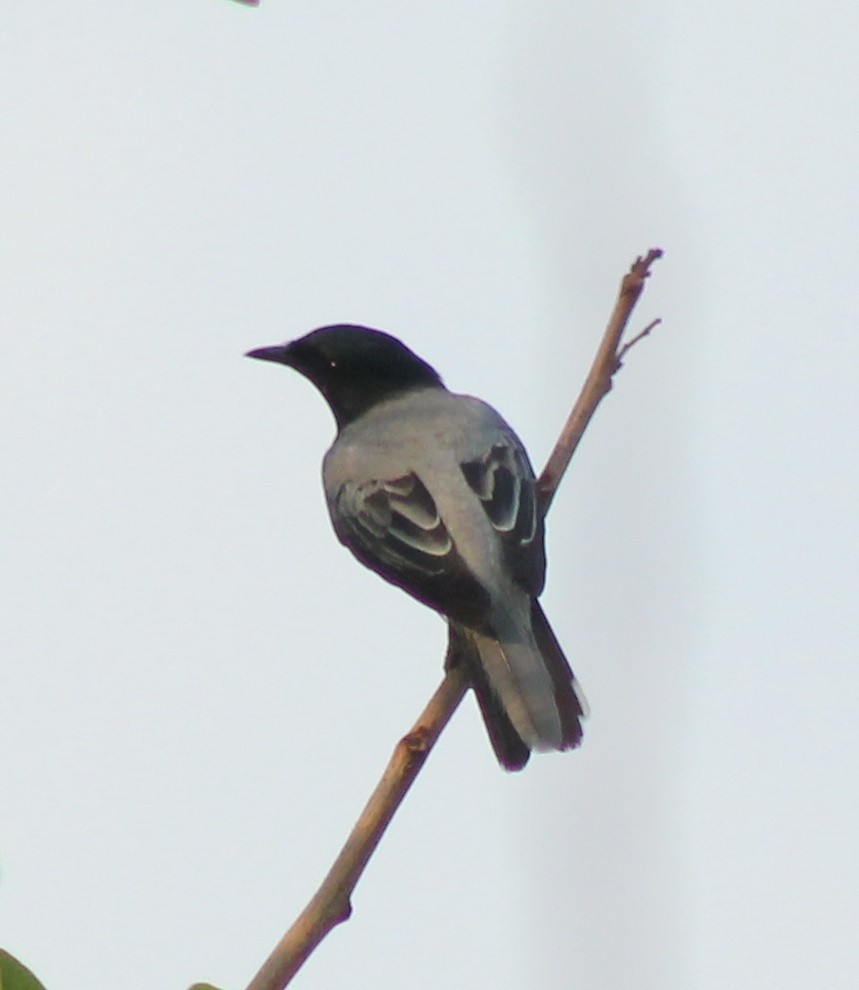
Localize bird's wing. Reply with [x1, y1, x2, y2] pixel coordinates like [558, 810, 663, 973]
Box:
[459, 440, 545, 596]
[333, 472, 451, 576]
[330, 471, 492, 623]
[329, 435, 545, 619]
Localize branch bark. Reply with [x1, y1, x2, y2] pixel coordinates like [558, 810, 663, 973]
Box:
[243, 248, 663, 990]
[537, 247, 663, 513]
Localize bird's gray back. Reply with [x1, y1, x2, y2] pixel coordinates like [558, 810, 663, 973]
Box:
[322, 388, 523, 491]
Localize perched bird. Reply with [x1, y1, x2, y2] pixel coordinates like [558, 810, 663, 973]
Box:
[247, 325, 585, 770]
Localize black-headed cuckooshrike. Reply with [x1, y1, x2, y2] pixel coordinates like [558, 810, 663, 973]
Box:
[248, 325, 585, 770]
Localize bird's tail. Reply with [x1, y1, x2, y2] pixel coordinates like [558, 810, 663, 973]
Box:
[450, 603, 585, 771]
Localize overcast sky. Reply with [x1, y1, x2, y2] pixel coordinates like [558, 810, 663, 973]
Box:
[2, 2, 858, 989]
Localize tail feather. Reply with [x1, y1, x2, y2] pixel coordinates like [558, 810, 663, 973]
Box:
[448, 603, 585, 771]
[448, 624, 531, 771]
[530, 600, 585, 750]
[474, 628, 563, 749]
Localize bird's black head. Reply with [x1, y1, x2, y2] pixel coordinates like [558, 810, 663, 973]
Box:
[246, 324, 445, 429]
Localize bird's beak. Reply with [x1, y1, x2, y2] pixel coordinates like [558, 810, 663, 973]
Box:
[245, 344, 293, 365]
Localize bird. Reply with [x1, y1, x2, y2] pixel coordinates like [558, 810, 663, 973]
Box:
[247, 324, 585, 770]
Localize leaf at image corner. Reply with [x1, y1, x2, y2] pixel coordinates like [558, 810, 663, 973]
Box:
[0, 950, 48, 990]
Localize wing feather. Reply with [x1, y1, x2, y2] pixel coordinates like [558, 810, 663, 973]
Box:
[331, 472, 490, 623]
[460, 441, 544, 594]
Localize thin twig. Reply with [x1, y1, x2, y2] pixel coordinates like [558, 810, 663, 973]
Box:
[241, 248, 663, 990]
[537, 247, 663, 514]
[617, 317, 662, 364]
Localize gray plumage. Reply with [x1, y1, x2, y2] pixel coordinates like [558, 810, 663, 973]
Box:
[247, 324, 584, 769]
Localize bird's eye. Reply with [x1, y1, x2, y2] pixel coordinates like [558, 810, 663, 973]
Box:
[329, 359, 338, 369]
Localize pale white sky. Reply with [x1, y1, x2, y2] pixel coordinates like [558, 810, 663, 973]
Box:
[2, 3, 857, 989]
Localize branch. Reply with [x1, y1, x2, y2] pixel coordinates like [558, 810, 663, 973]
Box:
[242, 248, 663, 990]
[245, 664, 468, 990]
[537, 247, 663, 513]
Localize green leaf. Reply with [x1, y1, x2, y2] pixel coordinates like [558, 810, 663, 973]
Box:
[0, 950, 48, 990]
